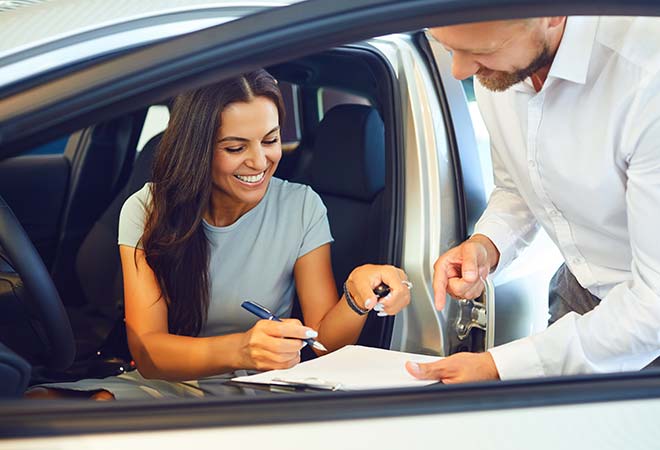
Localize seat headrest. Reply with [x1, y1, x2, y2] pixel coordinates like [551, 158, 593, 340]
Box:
[310, 104, 385, 201]
[129, 132, 161, 189]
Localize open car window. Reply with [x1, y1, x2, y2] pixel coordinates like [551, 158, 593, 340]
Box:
[0, 0, 660, 447]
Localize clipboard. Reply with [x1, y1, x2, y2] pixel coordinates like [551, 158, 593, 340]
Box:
[230, 345, 442, 391]
[227, 378, 341, 393]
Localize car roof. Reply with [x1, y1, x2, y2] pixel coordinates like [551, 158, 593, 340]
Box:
[0, 0, 298, 58]
[0, 0, 304, 89]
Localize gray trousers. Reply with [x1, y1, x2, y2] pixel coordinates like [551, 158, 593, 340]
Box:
[548, 263, 659, 369]
[548, 264, 601, 325]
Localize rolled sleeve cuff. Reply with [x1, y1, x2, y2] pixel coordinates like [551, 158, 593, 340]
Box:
[488, 337, 545, 380]
[472, 218, 517, 276]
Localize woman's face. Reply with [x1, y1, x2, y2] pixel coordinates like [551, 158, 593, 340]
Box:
[212, 96, 281, 211]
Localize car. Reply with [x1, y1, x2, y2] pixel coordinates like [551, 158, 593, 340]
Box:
[0, 0, 658, 448]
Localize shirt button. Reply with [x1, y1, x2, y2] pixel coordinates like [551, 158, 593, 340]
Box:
[528, 161, 536, 168]
[549, 209, 559, 217]
[572, 257, 583, 265]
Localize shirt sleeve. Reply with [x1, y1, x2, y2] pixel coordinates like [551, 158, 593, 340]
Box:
[118, 184, 150, 249]
[489, 74, 660, 379]
[472, 83, 539, 274]
[298, 186, 334, 259]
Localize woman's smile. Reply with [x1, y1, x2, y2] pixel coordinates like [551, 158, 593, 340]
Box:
[233, 169, 267, 186]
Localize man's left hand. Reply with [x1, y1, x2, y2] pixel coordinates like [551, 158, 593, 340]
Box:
[406, 352, 500, 384]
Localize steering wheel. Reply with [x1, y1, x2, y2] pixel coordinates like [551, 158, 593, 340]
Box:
[0, 194, 75, 370]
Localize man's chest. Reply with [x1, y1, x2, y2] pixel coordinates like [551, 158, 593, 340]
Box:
[483, 79, 635, 217]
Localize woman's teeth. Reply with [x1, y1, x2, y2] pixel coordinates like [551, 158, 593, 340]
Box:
[234, 172, 265, 184]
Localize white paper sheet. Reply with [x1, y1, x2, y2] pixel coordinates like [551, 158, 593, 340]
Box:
[231, 345, 442, 391]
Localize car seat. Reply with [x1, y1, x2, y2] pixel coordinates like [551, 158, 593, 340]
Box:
[55, 134, 162, 377]
[305, 104, 391, 348]
[51, 113, 146, 306]
[0, 342, 31, 397]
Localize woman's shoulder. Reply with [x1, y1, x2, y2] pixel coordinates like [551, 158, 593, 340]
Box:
[118, 183, 152, 247]
[267, 178, 328, 229]
[268, 177, 322, 205]
[266, 179, 332, 254]
[122, 183, 153, 212]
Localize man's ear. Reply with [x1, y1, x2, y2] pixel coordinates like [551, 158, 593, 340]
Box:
[547, 16, 566, 29]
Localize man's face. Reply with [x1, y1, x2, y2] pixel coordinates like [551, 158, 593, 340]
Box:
[430, 20, 554, 92]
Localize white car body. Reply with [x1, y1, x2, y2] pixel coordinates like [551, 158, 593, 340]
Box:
[0, 1, 657, 448]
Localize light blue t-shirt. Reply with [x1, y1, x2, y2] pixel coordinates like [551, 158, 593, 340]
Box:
[118, 177, 334, 337]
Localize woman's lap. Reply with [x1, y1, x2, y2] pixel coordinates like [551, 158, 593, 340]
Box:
[30, 370, 205, 400]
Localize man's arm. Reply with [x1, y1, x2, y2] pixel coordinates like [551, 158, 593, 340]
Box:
[417, 77, 660, 383]
[489, 77, 660, 379]
[472, 143, 540, 275]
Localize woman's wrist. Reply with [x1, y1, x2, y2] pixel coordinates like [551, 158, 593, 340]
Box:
[343, 281, 369, 316]
[213, 332, 249, 371]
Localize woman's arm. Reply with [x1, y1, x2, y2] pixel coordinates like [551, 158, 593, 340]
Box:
[294, 244, 411, 354]
[121, 245, 314, 381]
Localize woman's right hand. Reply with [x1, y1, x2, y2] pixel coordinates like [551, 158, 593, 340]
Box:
[238, 319, 318, 371]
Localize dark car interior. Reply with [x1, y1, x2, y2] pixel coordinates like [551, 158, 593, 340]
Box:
[0, 44, 403, 396]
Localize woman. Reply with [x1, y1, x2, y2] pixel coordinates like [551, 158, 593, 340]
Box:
[29, 70, 411, 399]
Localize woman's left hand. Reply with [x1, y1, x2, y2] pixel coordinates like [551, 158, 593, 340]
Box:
[346, 264, 411, 316]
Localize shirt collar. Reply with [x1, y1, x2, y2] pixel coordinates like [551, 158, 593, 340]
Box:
[511, 16, 599, 92]
[547, 16, 599, 84]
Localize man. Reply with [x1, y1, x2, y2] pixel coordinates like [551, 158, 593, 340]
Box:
[406, 16, 660, 383]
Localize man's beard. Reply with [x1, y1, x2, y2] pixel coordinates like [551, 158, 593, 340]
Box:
[476, 43, 553, 92]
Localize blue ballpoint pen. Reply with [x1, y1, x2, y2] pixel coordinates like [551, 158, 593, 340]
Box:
[241, 300, 328, 352]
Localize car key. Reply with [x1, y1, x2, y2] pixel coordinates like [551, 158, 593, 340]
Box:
[373, 283, 390, 316]
[373, 283, 390, 298]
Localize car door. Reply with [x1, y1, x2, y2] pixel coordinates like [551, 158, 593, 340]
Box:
[1, 0, 660, 447]
[364, 33, 495, 355]
[0, 137, 70, 267]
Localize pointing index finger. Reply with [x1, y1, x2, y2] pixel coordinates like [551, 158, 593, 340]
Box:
[433, 259, 449, 310]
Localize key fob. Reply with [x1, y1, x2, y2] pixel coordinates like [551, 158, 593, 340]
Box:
[373, 283, 390, 298]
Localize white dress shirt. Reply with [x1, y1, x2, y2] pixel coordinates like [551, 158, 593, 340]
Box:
[474, 16, 660, 379]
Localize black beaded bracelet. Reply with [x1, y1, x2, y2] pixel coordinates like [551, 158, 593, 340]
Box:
[343, 282, 369, 316]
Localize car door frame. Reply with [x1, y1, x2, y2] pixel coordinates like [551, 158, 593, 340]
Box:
[0, 0, 660, 443]
[2, 0, 658, 154]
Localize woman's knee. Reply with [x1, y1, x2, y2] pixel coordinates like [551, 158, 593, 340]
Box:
[90, 390, 115, 401]
[25, 387, 115, 400]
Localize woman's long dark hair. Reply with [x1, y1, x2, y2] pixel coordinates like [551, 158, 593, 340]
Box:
[141, 70, 285, 336]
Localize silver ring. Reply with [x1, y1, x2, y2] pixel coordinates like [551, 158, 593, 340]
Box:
[402, 280, 413, 289]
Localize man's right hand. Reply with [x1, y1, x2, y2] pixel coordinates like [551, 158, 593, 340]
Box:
[432, 234, 500, 310]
